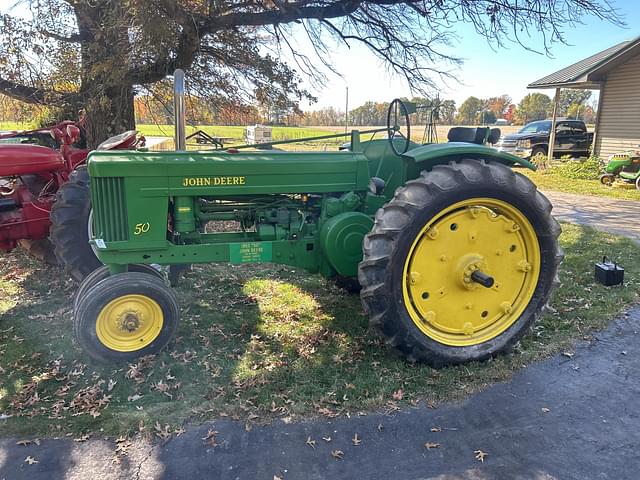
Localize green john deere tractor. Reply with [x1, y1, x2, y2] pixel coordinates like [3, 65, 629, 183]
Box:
[73, 71, 562, 366]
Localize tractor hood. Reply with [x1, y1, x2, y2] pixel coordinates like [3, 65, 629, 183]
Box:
[0, 144, 65, 177]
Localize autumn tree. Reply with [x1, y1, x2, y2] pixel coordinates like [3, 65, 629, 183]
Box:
[486, 95, 512, 119]
[0, 0, 620, 147]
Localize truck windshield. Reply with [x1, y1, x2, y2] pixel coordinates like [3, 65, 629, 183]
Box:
[518, 121, 552, 134]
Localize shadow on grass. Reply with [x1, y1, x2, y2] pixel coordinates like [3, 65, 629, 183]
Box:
[1, 223, 639, 440]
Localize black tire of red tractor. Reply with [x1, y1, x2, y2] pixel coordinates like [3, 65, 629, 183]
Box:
[50, 166, 101, 281]
[17, 238, 59, 265]
[74, 272, 179, 362]
[358, 160, 563, 366]
[73, 264, 165, 314]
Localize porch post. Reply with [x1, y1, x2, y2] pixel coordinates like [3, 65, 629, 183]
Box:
[547, 87, 561, 164]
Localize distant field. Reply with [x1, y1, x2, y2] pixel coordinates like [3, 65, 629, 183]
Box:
[1, 121, 527, 152]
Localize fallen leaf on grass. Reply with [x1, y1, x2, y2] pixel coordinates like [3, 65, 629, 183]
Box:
[352, 433, 361, 446]
[74, 435, 90, 443]
[107, 379, 117, 391]
[128, 394, 143, 402]
[541, 407, 551, 413]
[306, 437, 316, 449]
[322, 436, 332, 442]
[16, 440, 31, 446]
[430, 426, 442, 432]
[154, 422, 172, 440]
[331, 450, 344, 460]
[474, 450, 488, 462]
[424, 442, 440, 450]
[392, 389, 404, 400]
[25, 456, 38, 465]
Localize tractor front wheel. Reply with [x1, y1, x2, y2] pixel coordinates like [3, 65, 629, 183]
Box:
[74, 272, 179, 362]
[358, 160, 562, 366]
[50, 166, 101, 281]
[599, 173, 615, 186]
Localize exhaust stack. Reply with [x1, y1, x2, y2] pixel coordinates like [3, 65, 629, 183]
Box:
[173, 69, 186, 151]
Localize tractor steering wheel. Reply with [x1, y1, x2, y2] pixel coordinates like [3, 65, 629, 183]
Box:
[387, 99, 411, 156]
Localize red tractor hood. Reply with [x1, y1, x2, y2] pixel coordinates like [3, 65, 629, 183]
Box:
[0, 144, 65, 176]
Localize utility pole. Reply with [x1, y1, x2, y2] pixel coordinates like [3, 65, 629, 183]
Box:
[344, 86, 349, 133]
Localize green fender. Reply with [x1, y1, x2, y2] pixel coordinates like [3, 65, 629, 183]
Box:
[402, 142, 537, 171]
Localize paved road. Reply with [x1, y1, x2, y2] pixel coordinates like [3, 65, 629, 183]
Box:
[2, 307, 640, 480]
[543, 190, 640, 242]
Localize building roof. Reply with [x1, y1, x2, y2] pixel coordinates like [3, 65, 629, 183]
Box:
[528, 36, 640, 89]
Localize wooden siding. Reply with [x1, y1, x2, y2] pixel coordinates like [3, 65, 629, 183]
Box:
[596, 52, 640, 157]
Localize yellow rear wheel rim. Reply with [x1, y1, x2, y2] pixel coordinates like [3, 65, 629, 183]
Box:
[402, 198, 540, 347]
[96, 294, 164, 352]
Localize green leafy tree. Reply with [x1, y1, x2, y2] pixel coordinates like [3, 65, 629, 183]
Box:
[456, 96, 483, 125]
[559, 90, 592, 116]
[0, 1, 620, 147]
[439, 100, 457, 125]
[516, 93, 552, 123]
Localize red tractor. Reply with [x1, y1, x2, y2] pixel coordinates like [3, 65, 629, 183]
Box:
[0, 122, 139, 275]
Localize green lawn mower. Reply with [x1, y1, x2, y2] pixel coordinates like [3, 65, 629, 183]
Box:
[599, 147, 640, 189]
[71, 70, 562, 367]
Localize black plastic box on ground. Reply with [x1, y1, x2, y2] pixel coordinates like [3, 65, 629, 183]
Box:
[595, 257, 624, 286]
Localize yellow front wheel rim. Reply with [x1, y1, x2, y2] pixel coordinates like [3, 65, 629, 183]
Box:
[96, 294, 164, 352]
[402, 198, 540, 347]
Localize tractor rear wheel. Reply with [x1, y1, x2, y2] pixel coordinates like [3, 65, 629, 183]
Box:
[358, 160, 562, 366]
[74, 272, 179, 362]
[50, 166, 101, 281]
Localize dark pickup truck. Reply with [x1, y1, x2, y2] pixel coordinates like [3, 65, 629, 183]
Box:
[495, 119, 593, 161]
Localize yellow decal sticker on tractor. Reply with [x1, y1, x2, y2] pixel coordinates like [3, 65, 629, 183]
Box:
[182, 176, 246, 186]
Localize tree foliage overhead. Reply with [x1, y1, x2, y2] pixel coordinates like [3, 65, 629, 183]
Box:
[0, 0, 622, 146]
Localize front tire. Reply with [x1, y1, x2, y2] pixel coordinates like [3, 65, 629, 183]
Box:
[50, 166, 101, 281]
[358, 160, 563, 366]
[74, 272, 179, 362]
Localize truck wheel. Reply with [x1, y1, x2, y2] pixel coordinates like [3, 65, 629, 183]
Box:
[74, 272, 179, 362]
[358, 160, 563, 366]
[530, 147, 548, 165]
[17, 238, 59, 265]
[73, 264, 165, 313]
[50, 166, 101, 281]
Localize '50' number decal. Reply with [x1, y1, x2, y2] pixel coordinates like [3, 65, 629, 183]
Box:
[134, 222, 150, 235]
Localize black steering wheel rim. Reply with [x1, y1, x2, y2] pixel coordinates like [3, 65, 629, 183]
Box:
[387, 98, 411, 156]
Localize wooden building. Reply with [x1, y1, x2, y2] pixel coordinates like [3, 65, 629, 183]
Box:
[528, 37, 640, 158]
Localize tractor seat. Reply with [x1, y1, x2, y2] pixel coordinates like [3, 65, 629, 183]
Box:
[447, 127, 501, 145]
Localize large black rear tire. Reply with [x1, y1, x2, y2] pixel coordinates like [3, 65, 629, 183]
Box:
[49, 166, 101, 281]
[358, 160, 563, 366]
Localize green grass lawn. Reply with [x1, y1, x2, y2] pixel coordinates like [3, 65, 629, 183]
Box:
[521, 168, 640, 201]
[1, 223, 638, 439]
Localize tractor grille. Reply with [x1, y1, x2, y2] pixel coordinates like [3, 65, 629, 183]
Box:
[92, 177, 129, 242]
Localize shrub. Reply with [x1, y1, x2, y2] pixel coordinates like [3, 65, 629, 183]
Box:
[550, 155, 601, 180]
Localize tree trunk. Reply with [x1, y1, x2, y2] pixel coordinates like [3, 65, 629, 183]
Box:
[81, 83, 135, 149]
[75, 2, 135, 149]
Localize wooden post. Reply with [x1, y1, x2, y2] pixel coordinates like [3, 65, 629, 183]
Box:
[547, 87, 561, 168]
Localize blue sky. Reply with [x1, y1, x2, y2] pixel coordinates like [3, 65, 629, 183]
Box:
[299, 0, 640, 110]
